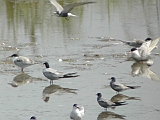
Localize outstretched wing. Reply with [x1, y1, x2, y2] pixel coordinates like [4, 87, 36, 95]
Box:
[148, 37, 160, 53]
[62, 2, 95, 13]
[49, 0, 63, 12]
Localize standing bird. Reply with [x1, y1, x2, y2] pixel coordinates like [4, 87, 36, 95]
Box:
[9, 54, 35, 72]
[70, 104, 84, 120]
[96, 93, 127, 109]
[109, 77, 140, 93]
[49, 0, 96, 18]
[30, 116, 36, 120]
[43, 62, 79, 84]
[130, 37, 160, 61]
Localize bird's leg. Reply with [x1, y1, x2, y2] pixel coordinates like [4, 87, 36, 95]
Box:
[21, 68, 24, 72]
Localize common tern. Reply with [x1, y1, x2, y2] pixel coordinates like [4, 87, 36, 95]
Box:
[43, 62, 79, 84]
[70, 104, 84, 120]
[110, 77, 140, 93]
[130, 37, 160, 61]
[9, 54, 36, 72]
[30, 116, 36, 120]
[49, 0, 95, 17]
[96, 93, 127, 109]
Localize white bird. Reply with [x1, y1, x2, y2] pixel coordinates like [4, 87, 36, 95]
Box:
[70, 104, 84, 120]
[9, 54, 36, 72]
[110, 77, 140, 93]
[43, 62, 79, 84]
[130, 37, 160, 61]
[30, 116, 36, 120]
[49, 0, 96, 17]
[96, 93, 127, 109]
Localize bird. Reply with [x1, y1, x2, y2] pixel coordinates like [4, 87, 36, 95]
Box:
[109, 77, 140, 93]
[9, 54, 36, 72]
[42, 84, 77, 102]
[96, 93, 127, 109]
[49, 0, 96, 18]
[130, 37, 160, 61]
[30, 116, 36, 120]
[43, 62, 79, 84]
[70, 104, 84, 120]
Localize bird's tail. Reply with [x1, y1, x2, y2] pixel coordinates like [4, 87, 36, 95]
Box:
[114, 101, 128, 106]
[127, 86, 141, 89]
[62, 72, 80, 78]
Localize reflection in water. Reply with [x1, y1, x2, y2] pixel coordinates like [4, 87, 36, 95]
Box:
[8, 73, 45, 87]
[111, 94, 141, 103]
[97, 111, 126, 120]
[131, 62, 159, 81]
[42, 84, 77, 102]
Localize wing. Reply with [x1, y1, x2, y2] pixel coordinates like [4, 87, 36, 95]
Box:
[148, 37, 160, 53]
[62, 2, 95, 13]
[111, 82, 128, 91]
[43, 68, 62, 80]
[49, 0, 63, 12]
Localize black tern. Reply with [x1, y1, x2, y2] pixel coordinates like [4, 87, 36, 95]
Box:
[49, 0, 96, 17]
[110, 77, 140, 93]
[9, 54, 35, 72]
[70, 104, 84, 120]
[43, 62, 79, 84]
[96, 93, 127, 109]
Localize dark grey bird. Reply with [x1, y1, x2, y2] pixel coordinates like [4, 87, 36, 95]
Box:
[110, 77, 140, 93]
[30, 116, 36, 120]
[43, 62, 79, 84]
[49, 0, 96, 17]
[96, 93, 127, 109]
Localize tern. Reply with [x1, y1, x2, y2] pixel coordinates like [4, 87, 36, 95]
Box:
[30, 116, 36, 120]
[109, 77, 140, 93]
[43, 62, 79, 84]
[130, 37, 160, 61]
[49, 0, 96, 17]
[9, 54, 36, 72]
[70, 104, 84, 120]
[96, 93, 127, 109]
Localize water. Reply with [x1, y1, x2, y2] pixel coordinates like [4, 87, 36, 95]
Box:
[0, 0, 160, 120]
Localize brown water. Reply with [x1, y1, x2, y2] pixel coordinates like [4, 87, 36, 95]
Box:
[0, 0, 160, 120]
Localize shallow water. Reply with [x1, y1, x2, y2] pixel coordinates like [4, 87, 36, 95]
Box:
[0, 0, 160, 120]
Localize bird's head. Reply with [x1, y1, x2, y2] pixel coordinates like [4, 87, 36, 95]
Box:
[30, 116, 36, 120]
[110, 77, 116, 82]
[145, 38, 152, 42]
[9, 54, 19, 57]
[96, 93, 102, 97]
[43, 62, 50, 68]
[73, 104, 80, 109]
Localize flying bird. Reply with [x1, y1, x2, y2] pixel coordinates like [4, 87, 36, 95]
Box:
[49, 0, 96, 17]
[43, 62, 79, 84]
[130, 37, 160, 61]
[70, 104, 84, 120]
[9, 54, 36, 72]
[96, 93, 127, 109]
[109, 77, 140, 93]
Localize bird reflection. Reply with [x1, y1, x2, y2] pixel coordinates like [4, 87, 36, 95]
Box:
[97, 111, 126, 120]
[111, 94, 141, 103]
[42, 84, 78, 102]
[131, 62, 159, 81]
[8, 73, 46, 87]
